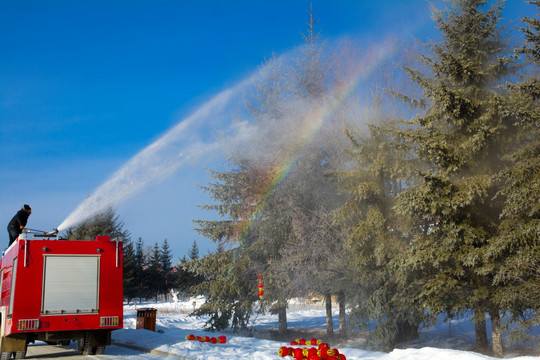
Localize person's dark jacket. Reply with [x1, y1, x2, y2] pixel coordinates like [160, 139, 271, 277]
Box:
[7, 209, 30, 236]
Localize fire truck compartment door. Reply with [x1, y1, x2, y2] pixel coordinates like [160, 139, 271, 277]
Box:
[42, 256, 99, 314]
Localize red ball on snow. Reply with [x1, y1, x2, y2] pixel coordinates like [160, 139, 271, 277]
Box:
[293, 348, 304, 359]
[217, 335, 227, 343]
[307, 347, 318, 358]
[278, 346, 289, 357]
[319, 345, 332, 359]
[318, 343, 329, 350]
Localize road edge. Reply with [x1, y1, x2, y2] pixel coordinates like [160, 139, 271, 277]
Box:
[111, 341, 195, 360]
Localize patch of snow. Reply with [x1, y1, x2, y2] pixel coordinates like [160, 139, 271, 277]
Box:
[114, 298, 539, 360]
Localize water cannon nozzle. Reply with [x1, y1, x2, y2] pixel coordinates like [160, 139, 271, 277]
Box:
[45, 229, 59, 236]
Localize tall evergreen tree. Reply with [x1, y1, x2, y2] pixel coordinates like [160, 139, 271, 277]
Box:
[133, 237, 146, 301]
[485, 0, 540, 345]
[145, 241, 163, 301]
[161, 238, 174, 298]
[187, 244, 255, 331]
[193, 6, 349, 335]
[123, 237, 138, 303]
[193, 160, 268, 330]
[335, 116, 421, 349]
[189, 240, 200, 260]
[391, 0, 517, 356]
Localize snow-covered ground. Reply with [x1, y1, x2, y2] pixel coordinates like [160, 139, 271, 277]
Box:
[112, 297, 539, 360]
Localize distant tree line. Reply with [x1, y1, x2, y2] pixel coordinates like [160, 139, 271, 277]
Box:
[66, 208, 202, 303]
[189, 1, 539, 358]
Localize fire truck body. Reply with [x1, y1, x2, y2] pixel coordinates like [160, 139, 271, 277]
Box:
[0, 235, 123, 358]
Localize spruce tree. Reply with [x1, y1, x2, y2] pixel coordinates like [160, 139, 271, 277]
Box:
[134, 237, 146, 301]
[189, 239, 200, 260]
[161, 238, 174, 297]
[189, 246, 255, 331]
[193, 5, 345, 334]
[146, 241, 163, 301]
[122, 237, 138, 303]
[193, 160, 269, 330]
[334, 115, 421, 349]
[248, 6, 347, 336]
[486, 0, 540, 346]
[392, 0, 517, 356]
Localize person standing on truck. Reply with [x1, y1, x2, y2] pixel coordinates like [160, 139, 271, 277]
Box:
[7, 204, 31, 246]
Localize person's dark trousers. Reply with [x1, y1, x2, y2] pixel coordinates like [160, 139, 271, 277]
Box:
[8, 228, 19, 246]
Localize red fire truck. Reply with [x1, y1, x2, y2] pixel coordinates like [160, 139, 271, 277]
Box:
[0, 231, 123, 359]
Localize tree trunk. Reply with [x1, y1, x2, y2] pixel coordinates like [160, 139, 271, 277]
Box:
[490, 311, 504, 358]
[325, 293, 334, 337]
[278, 301, 288, 334]
[396, 319, 419, 343]
[474, 310, 489, 353]
[338, 292, 347, 338]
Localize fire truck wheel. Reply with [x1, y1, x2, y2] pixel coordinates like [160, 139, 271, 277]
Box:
[78, 332, 92, 355]
[93, 345, 106, 355]
[13, 342, 27, 360]
[0, 352, 12, 360]
[14, 350, 26, 359]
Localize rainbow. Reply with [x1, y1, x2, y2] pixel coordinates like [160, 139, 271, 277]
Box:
[238, 37, 399, 243]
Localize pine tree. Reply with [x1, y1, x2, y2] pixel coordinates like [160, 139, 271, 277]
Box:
[134, 237, 147, 301]
[189, 246, 255, 331]
[392, 0, 518, 356]
[175, 255, 199, 296]
[188, 240, 200, 260]
[334, 110, 422, 349]
[122, 237, 138, 303]
[248, 6, 347, 336]
[161, 238, 174, 297]
[486, 0, 540, 346]
[193, 160, 268, 330]
[145, 241, 163, 301]
[193, 5, 345, 334]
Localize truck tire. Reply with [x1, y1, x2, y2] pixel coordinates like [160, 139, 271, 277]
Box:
[93, 345, 106, 355]
[78, 332, 92, 355]
[0, 352, 12, 360]
[13, 341, 27, 360]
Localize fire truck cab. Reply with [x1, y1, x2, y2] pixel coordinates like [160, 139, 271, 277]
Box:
[0, 233, 123, 359]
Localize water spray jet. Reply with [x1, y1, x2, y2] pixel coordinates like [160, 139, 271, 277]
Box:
[56, 77, 254, 233]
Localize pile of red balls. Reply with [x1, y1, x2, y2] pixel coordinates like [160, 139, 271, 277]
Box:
[185, 334, 227, 344]
[278, 338, 346, 360]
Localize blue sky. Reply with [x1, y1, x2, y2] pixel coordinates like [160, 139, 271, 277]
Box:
[0, 0, 532, 259]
